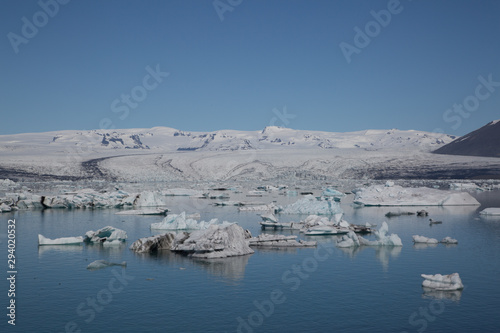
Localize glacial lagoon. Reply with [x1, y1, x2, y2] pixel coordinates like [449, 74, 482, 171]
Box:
[2, 190, 500, 332]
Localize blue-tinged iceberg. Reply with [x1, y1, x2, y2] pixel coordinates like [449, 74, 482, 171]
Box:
[150, 212, 234, 230]
[281, 195, 343, 215]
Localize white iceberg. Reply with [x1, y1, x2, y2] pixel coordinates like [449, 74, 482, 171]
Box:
[337, 222, 402, 247]
[479, 208, 500, 216]
[38, 234, 84, 245]
[354, 185, 480, 206]
[281, 195, 343, 215]
[322, 188, 345, 199]
[150, 212, 233, 230]
[239, 203, 279, 212]
[248, 234, 316, 247]
[84, 226, 127, 244]
[115, 208, 168, 215]
[412, 235, 439, 244]
[87, 260, 127, 270]
[162, 188, 204, 196]
[171, 224, 254, 259]
[440, 237, 458, 244]
[129, 233, 177, 253]
[0, 203, 12, 212]
[421, 273, 464, 291]
[134, 191, 166, 207]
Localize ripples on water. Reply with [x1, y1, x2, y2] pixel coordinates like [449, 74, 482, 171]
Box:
[1, 190, 500, 332]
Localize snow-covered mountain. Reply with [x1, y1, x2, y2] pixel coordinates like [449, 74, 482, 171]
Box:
[1, 126, 499, 182]
[0, 126, 455, 153]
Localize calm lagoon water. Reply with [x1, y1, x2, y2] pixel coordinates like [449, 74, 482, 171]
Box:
[2, 190, 500, 333]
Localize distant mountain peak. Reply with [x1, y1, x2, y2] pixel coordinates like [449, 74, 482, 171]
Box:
[434, 120, 500, 158]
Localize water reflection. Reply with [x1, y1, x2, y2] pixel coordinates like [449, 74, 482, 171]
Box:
[38, 245, 83, 257]
[133, 250, 252, 282]
[422, 287, 462, 302]
[339, 245, 402, 269]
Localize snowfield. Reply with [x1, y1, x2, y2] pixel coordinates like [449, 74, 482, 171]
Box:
[0, 126, 499, 182]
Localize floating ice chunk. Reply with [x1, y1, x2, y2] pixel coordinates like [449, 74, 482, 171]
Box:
[260, 212, 278, 223]
[440, 237, 458, 244]
[0, 203, 12, 212]
[84, 226, 127, 244]
[171, 224, 254, 259]
[421, 273, 464, 291]
[354, 185, 480, 206]
[412, 235, 439, 244]
[129, 233, 176, 253]
[87, 260, 127, 270]
[150, 212, 233, 230]
[162, 188, 204, 196]
[282, 195, 343, 215]
[134, 191, 166, 207]
[249, 234, 316, 247]
[358, 222, 403, 246]
[115, 208, 168, 215]
[38, 234, 84, 245]
[322, 188, 345, 199]
[479, 208, 500, 216]
[336, 231, 360, 248]
[239, 203, 278, 212]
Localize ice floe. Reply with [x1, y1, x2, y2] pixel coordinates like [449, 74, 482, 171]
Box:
[134, 191, 166, 207]
[87, 260, 127, 270]
[412, 235, 439, 244]
[421, 273, 464, 291]
[171, 224, 254, 259]
[248, 234, 316, 247]
[150, 212, 234, 230]
[479, 208, 500, 216]
[336, 222, 402, 247]
[84, 226, 127, 244]
[115, 208, 169, 215]
[440, 237, 458, 244]
[353, 185, 480, 206]
[281, 195, 343, 215]
[38, 234, 84, 245]
[129, 233, 176, 253]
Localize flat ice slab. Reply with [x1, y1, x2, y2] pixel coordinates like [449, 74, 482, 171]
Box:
[150, 212, 233, 230]
[84, 226, 127, 244]
[354, 185, 480, 206]
[38, 234, 83, 245]
[115, 208, 168, 215]
[479, 208, 500, 216]
[249, 234, 316, 247]
[421, 273, 464, 291]
[87, 260, 127, 270]
[281, 195, 343, 215]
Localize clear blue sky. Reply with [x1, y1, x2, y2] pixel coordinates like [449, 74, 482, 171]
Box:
[1, 0, 499, 136]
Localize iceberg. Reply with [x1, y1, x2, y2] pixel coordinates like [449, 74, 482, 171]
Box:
[322, 188, 345, 200]
[171, 224, 254, 259]
[440, 237, 458, 244]
[479, 208, 500, 216]
[115, 208, 168, 215]
[421, 273, 464, 291]
[337, 222, 402, 247]
[353, 185, 480, 206]
[134, 191, 166, 207]
[248, 234, 316, 247]
[162, 188, 204, 196]
[150, 212, 233, 230]
[130, 233, 177, 253]
[84, 226, 127, 244]
[412, 235, 439, 244]
[38, 234, 84, 245]
[281, 195, 343, 215]
[87, 260, 127, 270]
[0, 203, 12, 212]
